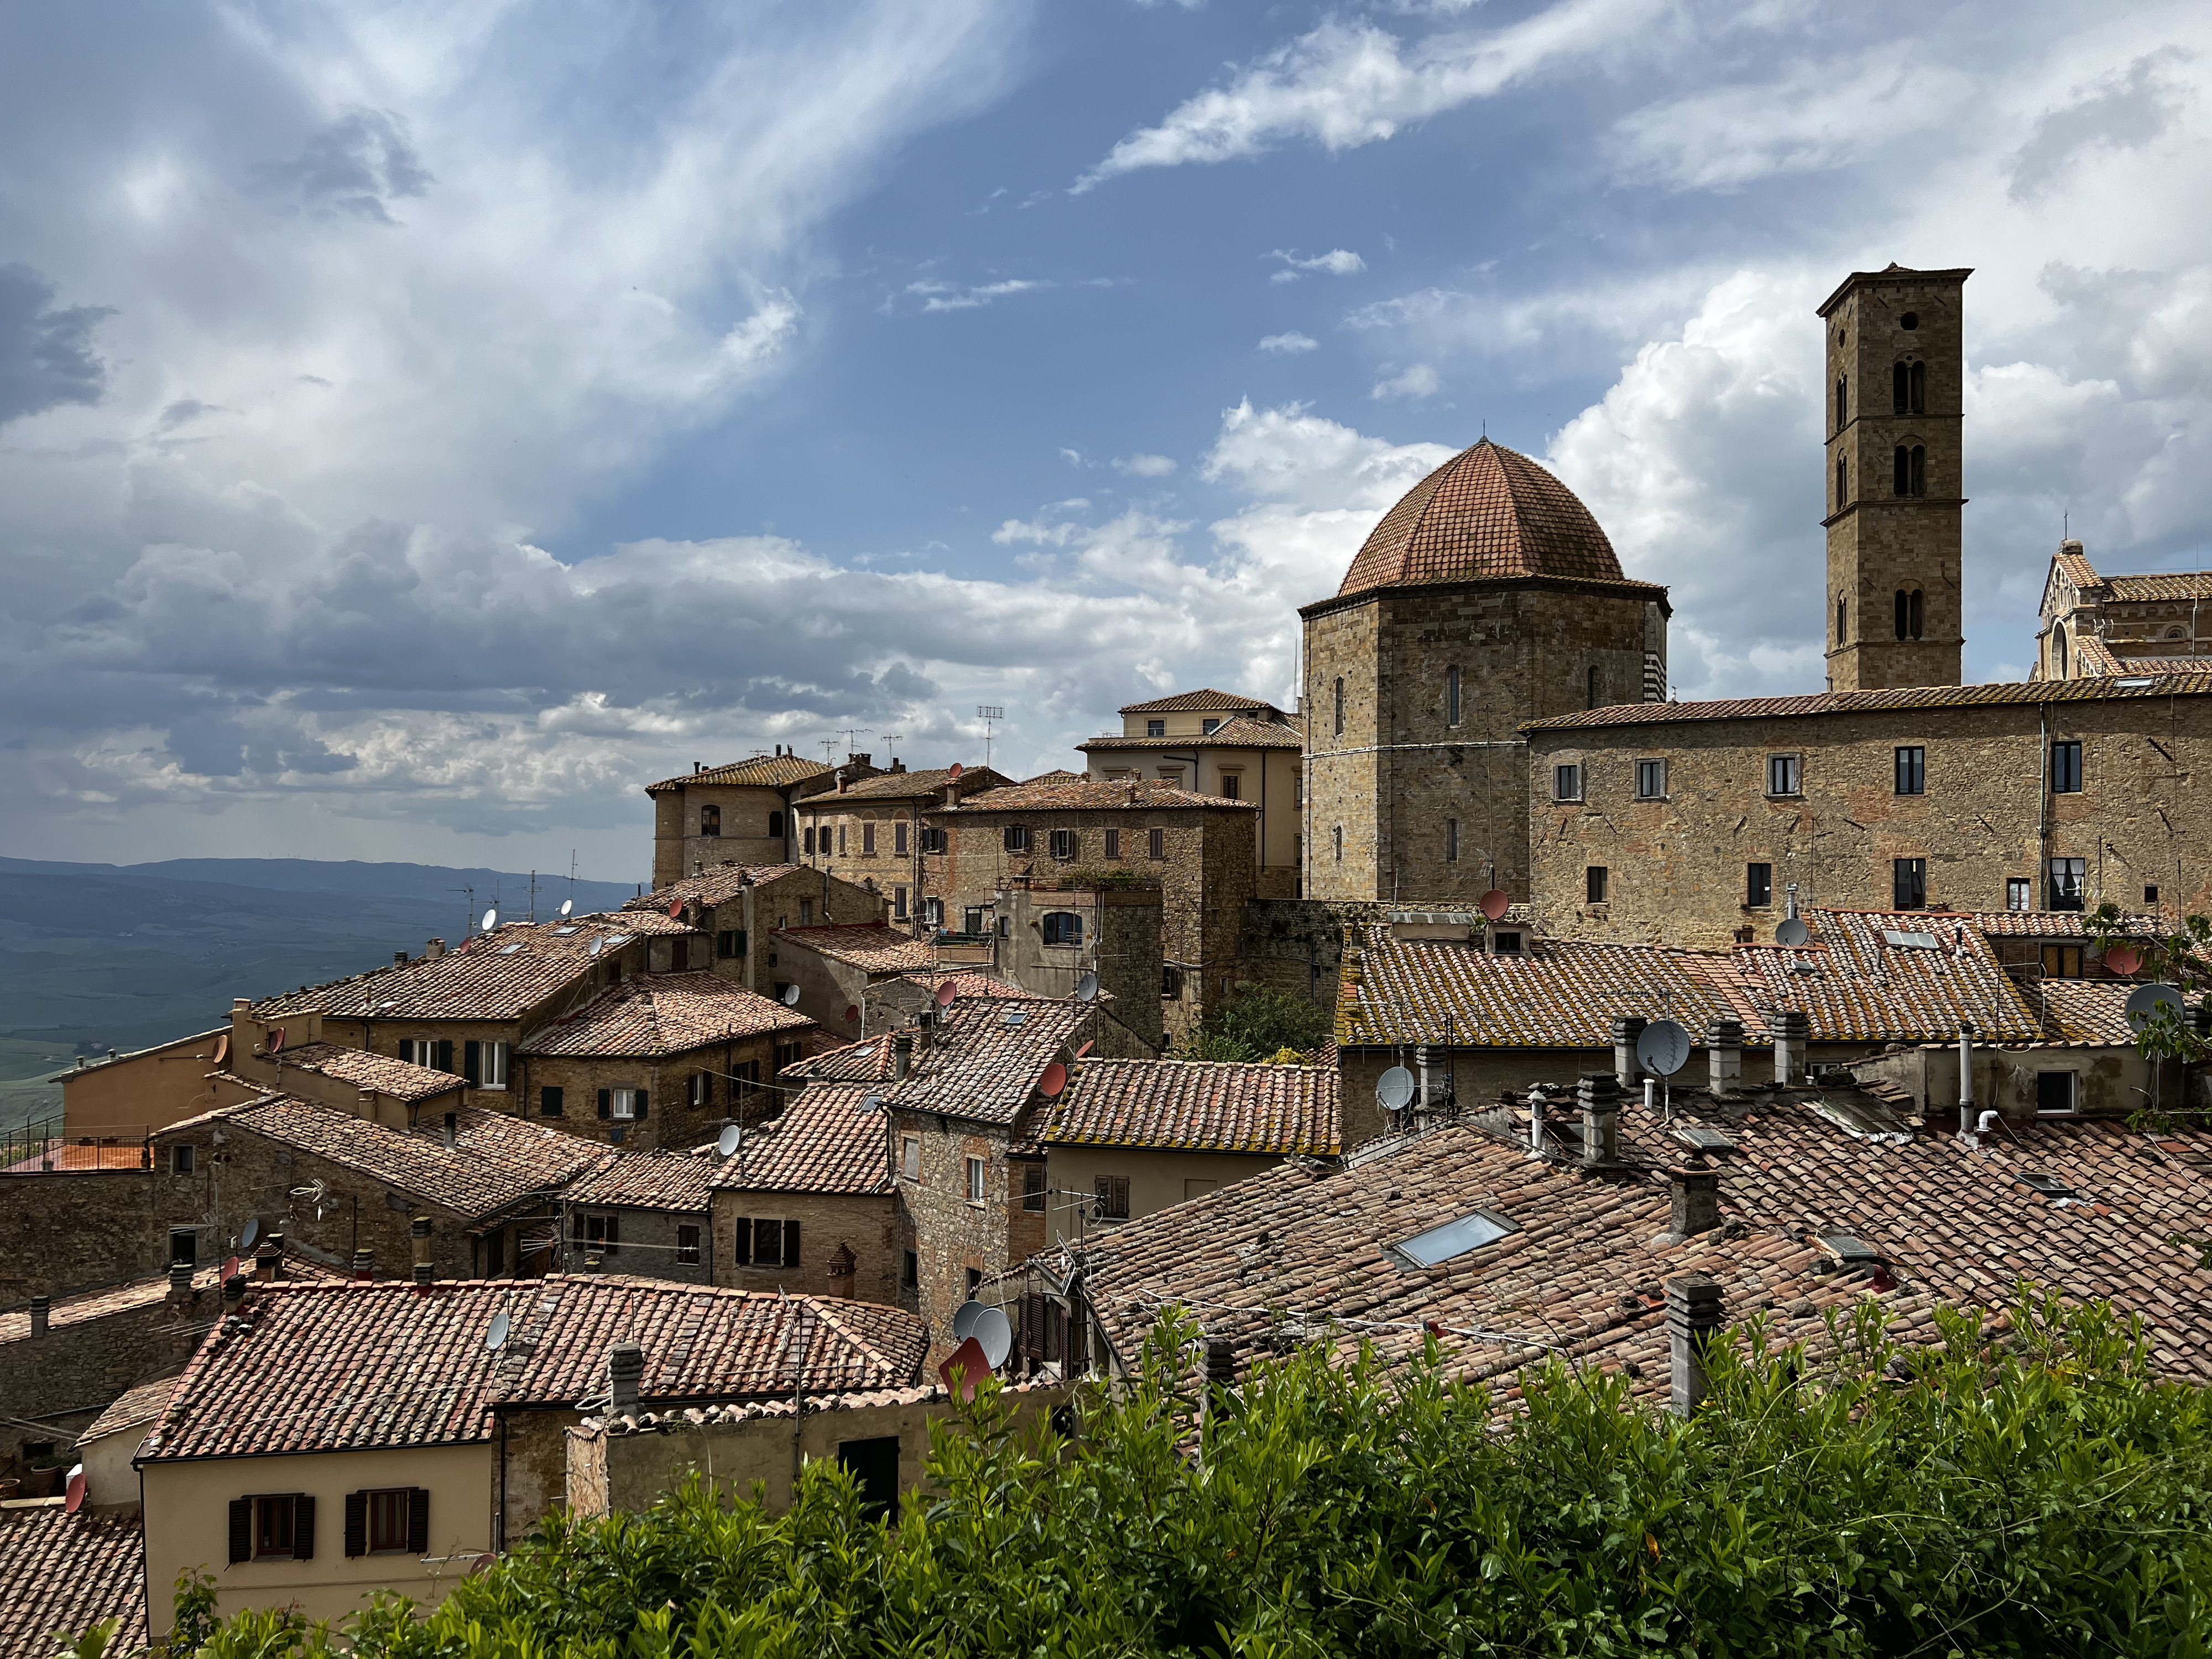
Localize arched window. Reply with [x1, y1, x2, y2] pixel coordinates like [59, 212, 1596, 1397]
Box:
[1895, 588, 1924, 641]
[1332, 676, 1344, 737]
[1835, 376, 1848, 431]
[1910, 361, 1926, 414]
[1892, 362, 1909, 414]
[1445, 665, 1461, 728]
[1836, 594, 1847, 645]
[1836, 456, 1847, 510]
[1587, 666, 1602, 709]
[1910, 445, 1926, 495]
[1893, 446, 1910, 496]
[2054, 629, 2068, 677]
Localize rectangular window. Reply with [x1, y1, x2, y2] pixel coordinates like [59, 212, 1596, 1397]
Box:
[964, 906, 986, 935]
[2007, 877, 2032, 911]
[365, 1488, 415, 1554]
[538, 1086, 563, 1118]
[1093, 1174, 1130, 1220]
[919, 826, 946, 854]
[965, 1156, 987, 1205]
[730, 1060, 760, 1102]
[1894, 745, 1926, 795]
[1635, 759, 1667, 800]
[169, 1228, 197, 1267]
[1146, 718, 1166, 737]
[862, 821, 877, 855]
[170, 1144, 195, 1176]
[799, 899, 813, 926]
[2036, 1072, 2077, 1115]
[2146, 883, 2161, 905]
[773, 1037, 803, 1068]
[700, 805, 720, 837]
[688, 1072, 711, 1108]
[1219, 773, 1240, 799]
[1586, 866, 1608, 905]
[924, 897, 944, 927]
[894, 886, 909, 920]
[1893, 857, 1928, 910]
[1021, 1163, 1046, 1213]
[611, 1088, 640, 1120]
[1004, 825, 1031, 853]
[1766, 754, 1801, 796]
[902, 1249, 919, 1288]
[1552, 764, 1582, 802]
[479, 1041, 509, 1091]
[1161, 964, 1183, 998]
[1042, 911, 1084, 946]
[1331, 826, 1343, 862]
[253, 1494, 309, 1559]
[2051, 740, 2083, 794]
[1050, 828, 1078, 859]
[894, 821, 908, 855]
[804, 826, 816, 854]
[1446, 665, 1462, 728]
[1201, 717, 1222, 735]
[902, 1136, 921, 1181]
[1104, 828, 1121, 859]
[2041, 944, 2084, 978]
[1150, 827, 1166, 860]
[2047, 857, 2087, 911]
[1746, 863, 1772, 907]
[578, 1212, 621, 1255]
[837, 826, 846, 855]
[1444, 818, 1459, 862]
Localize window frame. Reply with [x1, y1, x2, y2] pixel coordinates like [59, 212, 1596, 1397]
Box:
[1894, 745, 1926, 796]
[364, 1488, 414, 1555]
[1149, 827, 1166, 860]
[2035, 1071, 2078, 1117]
[699, 805, 721, 838]
[1443, 817, 1459, 862]
[1104, 828, 1121, 859]
[2006, 877, 2032, 912]
[1094, 1173, 1130, 1220]
[1746, 863, 1773, 909]
[964, 1156, 987, 1207]
[1004, 825, 1032, 854]
[2050, 740, 2084, 794]
[1892, 857, 1928, 911]
[1585, 865, 1609, 905]
[252, 1493, 306, 1560]
[1552, 763, 1582, 803]
[1145, 718, 1166, 738]
[170, 1143, 196, 1176]
[1445, 665, 1462, 728]
[901, 1136, 921, 1182]
[1041, 911, 1084, 947]
[1634, 758, 1667, 801]
[611, 1087, 641, 1121]
[1332, 677, 1344, 737]
[1765, 753, 1802, 797]
[1021, 1162, 1046, 1213]
[676, 1224, 700, 1265]
[1048, 827, 1078, 860]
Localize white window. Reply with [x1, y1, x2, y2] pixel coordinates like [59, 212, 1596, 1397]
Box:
[924, 897, 944, 927]
[1766, 754, 1802, 796]
[481, 1041, 509, 1091]
[611, 1089, 640, 1120]
[1050, 828, 1078, 860]
[1635, 759, 1667, 800]
[965, 1156, 986, 1204]
[1553, 764, 1582, 802]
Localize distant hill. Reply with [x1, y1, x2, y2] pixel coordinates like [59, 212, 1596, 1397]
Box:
[0, 857, 641, 1131]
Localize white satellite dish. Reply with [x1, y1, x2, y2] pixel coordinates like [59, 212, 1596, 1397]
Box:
[781, 983, 801, 1006]
[1376, 1066, 1416, 1112]
[973, 1306, 1013, 1369]
[239, 1217, 260, 1249]
[481, 907, 499, 933]
[952, 1300, 987, 1343]
[717, 1125, 742, 1157]
[1074, 971, 1099, 1003]
[486, 1311, 510, 1353]
[1636, 1019, 1692, 1078]
[1775, 917, 1811, 947]
[588, 935, 605, 957]
[558, 899, 574, 918]
[2125, 982, 2184, 1031]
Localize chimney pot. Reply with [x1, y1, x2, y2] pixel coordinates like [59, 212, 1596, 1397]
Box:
[222, 1274, 248, 1315]
[351, 1248, 373, 1281]
[254, 1241, 280, 1283]
[442, 1112, 458, 1150]
[1665, 1274, 1724, 1416]
[1704, 1019, 1744, 1098]
[1665, 1170, 1722, 1240]
[1768, 1010, 1811, 1086]
[607, 1339, 645, 1416]
[891, 1031, 914, 1082]
[28, 1296, 49, 1337]
[394, 951, 407, 966]
[426, 938, 446, 959]
[1610, 1017, 1647, 1089]
[1525, 1085, 1547, 1156]
[1577, 1073, 1622, 1167]
[413, 1261, 433, 1286]
[169, 1261, 195, 1305]
[232, 998, 251, 1014]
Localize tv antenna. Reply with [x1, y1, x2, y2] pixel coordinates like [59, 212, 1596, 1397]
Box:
[528, 870, 542, 924]
[977, 706, 1004, 770]
[838, 726, 870, 761]
[879, 732, 903, 766]
[449, 883, 474, 939]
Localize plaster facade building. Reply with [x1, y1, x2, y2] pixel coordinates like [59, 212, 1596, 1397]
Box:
[2036, 541, 2212, 680]
[645, 748, 843, 890]
[624, 862, 888, 1000]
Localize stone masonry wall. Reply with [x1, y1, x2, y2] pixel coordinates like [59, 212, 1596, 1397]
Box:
[520, 1034, 794, 1154]
[0, 1171, 157, 1305]
[892, 1110, 1027, 1357]
[708, 1189, 904, 1308]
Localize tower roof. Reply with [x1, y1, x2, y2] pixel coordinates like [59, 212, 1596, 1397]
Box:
[1335, 438, 1624, 599]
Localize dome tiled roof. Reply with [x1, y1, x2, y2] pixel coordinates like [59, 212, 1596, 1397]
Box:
[1337, 438, 1623, 597]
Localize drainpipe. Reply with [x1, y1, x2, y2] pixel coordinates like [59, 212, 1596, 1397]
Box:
[1957, 1019, 1976, 1135]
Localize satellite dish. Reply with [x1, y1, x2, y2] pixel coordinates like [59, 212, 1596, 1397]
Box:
[952, 1300, 987, 1342]
[717, 1125, 742, 1157]
[1039, 1061, 1068, 1098]
[1636, 1019, 1692, 1078]
[211, 1033, 229, 1065]
[481, 908, 499, 933]
[935, 979, 957, 1008]
[781, 983, 801, 1006]
[667, 899, 684, 919]
[1073, 1039, 1094, 1060]
[221, 1256, 239, 1283]
[937, 1334, 990, 1400]
[973, 1306, 1013, 1369]
[859, 1092, 884, 1114]
[589, 935, 605, 957]
[559, 899, 574, 919]
[64, 1467, 85, 1515]
[844, 1004, 861, 1023]
[265, 1026, 285, 1055]
[2105, 945, 2142, 976]
[1377, 1066, 1416, 1111]
[486, 1310, 511, 1353]
[1074, 971, 1099, 1003]
[1776, 917, 1811, 947]
[2125, 982, 2183, 1031]
[240, 1218, 260, 1249]
[948, 761, 964, 780]
[1478, 889, 1511, 922]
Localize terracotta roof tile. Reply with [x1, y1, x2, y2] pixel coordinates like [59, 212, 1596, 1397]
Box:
[269, 1042, 463, 1103]
[646, 753, 832, 794]
[1966, 909, 2161, 938]
[2051, 550, 2104, 593]
[1735, 911, 2044, 1044]
[1117, 688, 1282, 715]
[817, 766, 1011, 802]
[0, 1251, 342, 1347]
[952, 778, 1254, 812]
[562, 1151, 721, 1213]
[1525, 674, 2212, 731]
[778, 925, 936, 974]
[786, 995, 1091, 1126]
[251, 915, 650, 1022]
[711, 1083, 891, 1195]
[81, 1374, 182, 1442]
[1046, 1060, 1339, 1155]
[518, 973, 810, 1057]
[0, 1504, 145, 1654]
[2106, 572, 2212, 601]
[627, 865, 806, 909]
[1079, 716, 1302, 752]
[1338, 439, 1630, 598]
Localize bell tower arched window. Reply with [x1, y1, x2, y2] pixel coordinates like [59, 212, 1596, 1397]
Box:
[1837, 456, 1847, 510]
[1835, 376, 1847, 431]
[1587, 666, 1602, 709]
[1332, 676, 1344, 737]
[1893, 445, 1927, 497]
[1895, 587, 1924, 641]
[2053, 629, 2068, 677]
[1836, 594, 1847, 645]
[1910, 361, 1926, 413]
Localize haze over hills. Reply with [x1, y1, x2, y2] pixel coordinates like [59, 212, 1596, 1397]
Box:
[0, 857, 641, 1131]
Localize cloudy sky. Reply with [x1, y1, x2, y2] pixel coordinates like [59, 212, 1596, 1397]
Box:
[5, 0, 2210, 882]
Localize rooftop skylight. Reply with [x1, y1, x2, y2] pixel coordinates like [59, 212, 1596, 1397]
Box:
[1390, 1208, 1515, 1269]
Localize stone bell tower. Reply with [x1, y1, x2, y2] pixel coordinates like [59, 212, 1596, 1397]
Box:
[1819, 263, 1971, 691]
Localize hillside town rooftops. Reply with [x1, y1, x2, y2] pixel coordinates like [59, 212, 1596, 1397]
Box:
[264, 1042, 463, 1103]
[628, 865, 806, 909]
[1045, 1059, 1339, 1156]
[1078, 716, 1303, 752]
[951, 778, 1255, 812]
[250, 915, 649, 1022]
[518, 973, 810, 1057]
[81, 1375, 182, 1443]
[812, 765, 1010, 802]
[1522, 674, 2212, 732]
[0, 1249, 342, 1347]
[645, 753, 832, 794]
[1735, 910, 2043, 1045]
[711, 1083, 891, 1196]
[786, 995, 1090, 1126]
[778, 925, 935, 975]
[0, 1503, 145, 1656]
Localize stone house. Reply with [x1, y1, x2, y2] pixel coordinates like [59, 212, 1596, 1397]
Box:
[1521, 675, 2212, 948]
[795, 763, 1012, 930]
[1039, 1058, 1338, 1246]
[134, 1274, 925, 1636]
[710, 1080, 900, 1306]
[924, 776, 1259, 1047]
[770, 923, 936, 1038]
[557, 1152, 719, 1284]
[516, 971, 818, 1151]
[645, 748, 843, 890]
[2036, 541, 2212, 681]
[1078, 689, 1305, 898]
[622, 862, 886, 998]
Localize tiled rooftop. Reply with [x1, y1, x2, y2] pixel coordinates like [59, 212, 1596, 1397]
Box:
[562, 1150, 721, 1213]
[1079, 716, 1303, 752]
[777, 925, 936, 974]
[626, 865, 805, 909]
[81, 1374, 182, 1442]
[710, 1082, 892, 1195]
[264, 1042, 463, 1103]
[1046, 1060, 1339, 1156]
[810, 766, 1010, 802]
[1336, 439, 1634, 599]
[1967, 909, 2162, 938]
[2021, 979, 2141, 1047]
[157, 1090, 608, 1223]
[142, 1274, 928, 1460]
[1523, 673, 2212, 731]
[2107, 572, 2212, 602]
[645, 753, 831, 794]
[951, 778, 1254, 813]
[251, 915, 649, 1022]
[1116, 689, 1283, 715]
[0, 1249, 342, 1347]
[0, 1503, 145, 1655]
[1734, 910, 2044, 1045]
[786, 995, 1093, 1126]
[518, 973, 811, 1057]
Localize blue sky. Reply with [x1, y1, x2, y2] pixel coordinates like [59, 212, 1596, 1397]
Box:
[4, 0, 2211, 882]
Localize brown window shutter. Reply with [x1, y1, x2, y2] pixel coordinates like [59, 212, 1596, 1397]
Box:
[463, 1041, 482, 1086]
[783, 1219, 800, 1267]
[407, 1488, 430, 1554]
[343, 1491, 367, 1557]
[733, 1219, 750, 1265]
[293, 1493, 316, 1559]
[597, 1089, 612, 1119]
[634, 1089, 647, 1120]
[435, 1039, 454, 1073]
[228, 1498, 251, 1563]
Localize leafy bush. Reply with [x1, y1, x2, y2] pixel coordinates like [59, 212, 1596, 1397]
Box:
[133, 1295, 2212, 1658]
[1172, 982, 1331, 1063]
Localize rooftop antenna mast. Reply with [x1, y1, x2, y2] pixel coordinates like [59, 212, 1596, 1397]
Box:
[978, 706, 1004, 771]
[879, 732, 902, 767]
[837, 727, 870, 761]
[528, 869, 541, 925]
[449, 883, 474, 940]
[820, 738, 838, 768]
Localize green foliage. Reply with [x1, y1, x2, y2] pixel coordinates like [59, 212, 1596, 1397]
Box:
[126, 1293, 2212, 1657]
[1174, 982, 1331, 1063]
[166, 1569, 222, 1658]
[46, 1616, 119, 1659]
[1059, 867, 1153, 890]
[2083, 904, 2212, 1126]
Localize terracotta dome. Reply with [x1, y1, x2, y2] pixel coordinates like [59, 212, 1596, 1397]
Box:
[1336, 437, 1623, 598]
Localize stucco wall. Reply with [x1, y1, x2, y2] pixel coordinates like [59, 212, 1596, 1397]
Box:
[1041, 1144, 1287, 1248]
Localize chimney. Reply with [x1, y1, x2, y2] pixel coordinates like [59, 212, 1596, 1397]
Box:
[891, 1031, 914, 1082]
[1665, 1274, 1724, 1416]
[607, 1340, 644, 1417]
[826, 1241, 857, 1300]
[426, 938, 446, 959]
[28, 1296, 49, 1338]
[1768, 1010, 1809, 1086]
[169, 1261, 195, 1306]
[411, 1214, 433, 1284]
[393, 951, 407, 966]
[351, 1248, 373, 1281]
[1525, 1085, 1547, 1156]
[1206, 1336, 1236, 1391]
[1611, 1017, 1647, 1090]
[1705, 1019, 1744, 1098]
[1957, 1019, 1976, 1135]
[222, 1274, 248, 1316]
[442, 1112, 458, 1151]
[1663, 1170, 1721, 1241]
[253, 1241, 280, 1283]
[1577, 1073, 1621, 1167]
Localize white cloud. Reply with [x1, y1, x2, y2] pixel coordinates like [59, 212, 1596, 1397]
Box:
[1258, 331, 1319, 353]
[1370, 363, 1440, 400]
[1267, 247, 1366, 283]
[1112, 452, 1178, 477]
[906, 277, 1053, 312]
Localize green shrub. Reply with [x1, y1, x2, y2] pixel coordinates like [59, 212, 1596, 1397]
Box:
[1173, 982, 1331, 1062]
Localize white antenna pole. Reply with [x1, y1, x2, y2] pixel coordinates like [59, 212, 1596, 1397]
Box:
[978, 706, 1004, 772]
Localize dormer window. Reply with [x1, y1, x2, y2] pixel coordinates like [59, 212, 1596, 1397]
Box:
[1146, 719, 1165, 737]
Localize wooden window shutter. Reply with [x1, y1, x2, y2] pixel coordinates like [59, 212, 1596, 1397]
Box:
[783, 1219, 800, 1266]
[406, 1488, 430, 1554]
[597, 1089, 612, 1119]
[435, 1039, 453, 1073]
[343, 1491, 367, 1557]
[732, 1219, 751, 1265]
[228, 1498, 251, 1563]
[293, 1493, 316, 1559]
[463, 1041, 482, 1085]
[606, 1215, 620, 1249]
[633, 1089, 646, 1120]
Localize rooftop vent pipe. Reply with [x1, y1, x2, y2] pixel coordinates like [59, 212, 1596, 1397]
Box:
[1957, 1020, 1977, 1135]
[29, 1296, 49, 1337]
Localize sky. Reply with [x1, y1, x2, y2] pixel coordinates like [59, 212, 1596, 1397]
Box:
[4, 0, 2211, 885]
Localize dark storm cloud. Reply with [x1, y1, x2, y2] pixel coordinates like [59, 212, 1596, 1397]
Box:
[0, 264, 112, 425]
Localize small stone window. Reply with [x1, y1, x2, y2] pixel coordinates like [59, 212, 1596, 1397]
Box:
[836, 825, 846, 856]
[1892, 361, 1927, 415]
[1892, 857, 1927, 910]
[894, 886, 908, 920]
[1895, 746, 1926, 795]
[1899, 311, 1919, 330]
[1332, 825, 1343, 862]
[1587, 666, 1603, 709]
[1835, 375, 1847, 431]
[862, 821, 877, 855]
[894, 821, 908, 855]
[1836, 593, 1846, 644]
[170, 1143, 195, 1176]
[1004, 825, 1032, 854]
[1104, 828, 1121, 859]
[1049, 828, 1078, 860]
[1150, 827, 1166, 859]
[768, 810, 784, 839]
[1892, 445, 1926, 497]
[1552, 763, 1582, 802]
[1837, 456, 1848, 510]
[2006, 877, 2031, 911]
[700, 806, 721, 837]
[1445, 665, 1462, 728]
[676, 1225, 700, 1266]
[1766, 754, 1801, 796]
[1635, 758, 1667, 800]
[2050, 740, 2083, 793]
[1746, 863, 1772, 907]
[1022, 1163, 1046, 1213]
[1333, 677, 1345, 737]
[1444, 818, 1459, 862]
[1586, 865, 1608, 905]
[1895, 587, 1924, 640]
[966, 1156, 987, 1206]
[1042, 911, 1083, 946]
[2047, 857, 2086, 910]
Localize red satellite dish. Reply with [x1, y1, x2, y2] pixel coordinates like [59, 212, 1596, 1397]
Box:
[844, 1004, 861, 1024]
[2106, 946, 2142, 976]
[1478, 890, 1511, 922]
[266, 1026, 286, 1054]
[1073, 1040, 1093, 1060]
[221, 1256, 239, 1283]
[935, 979, 957, 1008]
[211, 1032, 229, 1066]
[1039, 1061, 1068, 1098]
[667, 899, 684, 919]
[948, 761, 964, 780]
[64, 1468, 85, 1514]
[937, 1334, 992, 1401]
